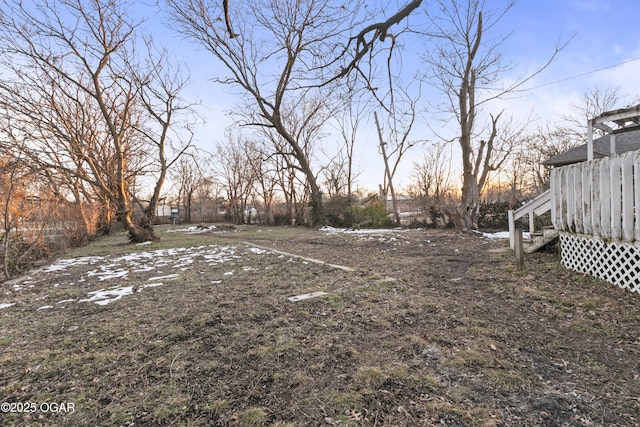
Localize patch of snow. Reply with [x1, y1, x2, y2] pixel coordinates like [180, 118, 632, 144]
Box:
[223, 271, 234, 276]
[148, 274, 179, 281]
[247, 247, 268, 255]
[79, 286, 134, 305]
[137, 283, 164, 292]
[37, 305, 53, 310]
[57, 299, 76, 304]
[288, 291, 328, 302]
[0, 303, 15, 309]
[42, 256, 105, 272]
[321, 226, 407, 235]
[211, 280, 222, 284]
[87, 269, 129, 281]
[136, 241, 153, 246]
[480, 231, 531, 240]
[132, 266, 156, 273]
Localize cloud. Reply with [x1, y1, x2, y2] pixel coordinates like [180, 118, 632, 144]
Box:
[571, 1, 611, 12]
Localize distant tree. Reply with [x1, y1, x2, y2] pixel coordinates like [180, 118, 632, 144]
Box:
[373, 80, 422, 225]
[0, 151, 26, 279]
[561, 84, 640, 142]
[325, 86, 365, 202]
[408, 141, 454, 224]
[519, 126, 577, 193]
[171, 153, 211, 224]
[216, 135, 259, 224]
[247, 141, 278, 225]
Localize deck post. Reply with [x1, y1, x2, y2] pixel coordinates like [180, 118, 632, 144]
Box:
[514, 229, 524, 271]
[587, 119, 594, 161]
[508, 209, 515, 250]
[529, 212, 535, 236]
[610, 133, 616, 155]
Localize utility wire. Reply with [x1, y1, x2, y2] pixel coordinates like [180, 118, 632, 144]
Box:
[526, 56, 640, 90]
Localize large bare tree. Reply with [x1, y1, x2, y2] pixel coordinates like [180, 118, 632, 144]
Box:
[421, 0, 565, 230]
[0, 0, 194, 242]
[168, 0, 423, 224]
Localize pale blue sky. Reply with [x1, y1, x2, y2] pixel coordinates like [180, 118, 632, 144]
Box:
[143, 0, 640, 191]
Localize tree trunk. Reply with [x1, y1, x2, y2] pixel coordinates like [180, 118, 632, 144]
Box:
[308, 181, 324, 226]
[459, 172, 481, 230]
[119, 210, 158, 243]
[185, 190, 193, 223]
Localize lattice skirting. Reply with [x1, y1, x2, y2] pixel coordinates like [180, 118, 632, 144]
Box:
[560, 232, 640, 294]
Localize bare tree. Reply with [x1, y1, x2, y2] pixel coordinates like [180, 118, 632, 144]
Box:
[373, 80, 422, 226]
[0, 152, 26, 279]
[561, 84, 640, 142]
[0, 137, 59, 279]
[168, 0, 424, 224]
[247, 141, 278, 225]
[0, 0, 195, 242]
[328, 88, 366, 202]
[171, 152, 211, 224]
[215, 135, 258, 224]
[408, 141, 454, 225]
[421, 0, 566, 230]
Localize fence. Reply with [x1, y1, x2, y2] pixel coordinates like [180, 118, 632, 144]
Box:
[551, 149, 640, 293]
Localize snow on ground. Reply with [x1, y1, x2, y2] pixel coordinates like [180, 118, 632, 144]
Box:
[321, 226, 527, 245]
[42, 256, 105, 273]
[320, 226, 407, 235]
[2, 243, 275, 310]
[164, 225, 236, 234]
[79, 286, 134, 306]
[476, 230, 531, 240]
[2, 228, 519, 311]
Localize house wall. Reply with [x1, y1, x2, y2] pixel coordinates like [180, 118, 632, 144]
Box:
[551, 149, 640, 293]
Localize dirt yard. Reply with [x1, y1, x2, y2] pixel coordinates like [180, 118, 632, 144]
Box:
[1, 225, 638, 426]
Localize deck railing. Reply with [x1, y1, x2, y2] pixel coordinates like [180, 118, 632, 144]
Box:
[508, 189, 552, 249]
[551, 149, 640, 242]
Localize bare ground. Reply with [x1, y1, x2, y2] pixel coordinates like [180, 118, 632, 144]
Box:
[0, 225, 638, 426]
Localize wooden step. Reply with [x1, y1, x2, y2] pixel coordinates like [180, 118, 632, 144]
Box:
[523, 228, 559, 253]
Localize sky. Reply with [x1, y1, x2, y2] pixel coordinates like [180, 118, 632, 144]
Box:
[143, 0, 640, 193]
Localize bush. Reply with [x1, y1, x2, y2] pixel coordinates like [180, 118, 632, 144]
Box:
[324, 195, 354, 227]
[350, 203, 392, 228]
[478, 201, 511, 229]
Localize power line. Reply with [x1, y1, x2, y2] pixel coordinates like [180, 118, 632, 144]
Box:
[527, 56, 640, 90]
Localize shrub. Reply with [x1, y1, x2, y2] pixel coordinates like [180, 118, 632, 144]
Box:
[478, 201, 511, 229]
[350, 203, 392, 228]
[324, 195, 355, 227]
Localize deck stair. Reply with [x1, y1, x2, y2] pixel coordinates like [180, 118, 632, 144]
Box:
[525, 226, 559, 253]
[508, 189, 558, 253]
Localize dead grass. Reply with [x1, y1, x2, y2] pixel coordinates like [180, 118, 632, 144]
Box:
[1, 224, 639, 426]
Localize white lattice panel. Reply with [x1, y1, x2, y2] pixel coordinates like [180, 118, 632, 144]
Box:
[560, 232, 640, 294]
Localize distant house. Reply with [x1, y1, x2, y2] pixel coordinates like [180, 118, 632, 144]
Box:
[509, 103, 640, 295]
